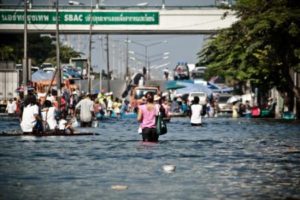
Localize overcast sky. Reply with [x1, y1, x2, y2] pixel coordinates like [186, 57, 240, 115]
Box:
[2, 0, 219, 79]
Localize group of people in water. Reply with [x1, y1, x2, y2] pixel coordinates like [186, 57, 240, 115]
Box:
[3, 84, 209, 142]
[5, 83, 264, 142]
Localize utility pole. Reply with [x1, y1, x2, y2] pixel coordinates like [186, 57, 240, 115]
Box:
[162, 0, 165, 9]
[294, 71, 298, 116]
[106, 34, 111, 92]
[145, 46, 149, 80]
[23, 0, 28, 95]
[99, 36, 102, 92]
[55, 0, 61, 109]
[125, 36, 129, 81]
[87, 1, 93, 93]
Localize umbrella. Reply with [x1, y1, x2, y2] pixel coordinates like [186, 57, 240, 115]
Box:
[207, 82, 234, 93]
[32, 70, 54, 82]
[165, 81, 186, 90]
[227, 95, 241, 103]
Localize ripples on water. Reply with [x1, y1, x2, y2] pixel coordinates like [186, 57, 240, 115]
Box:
[0, 116, 299, 200]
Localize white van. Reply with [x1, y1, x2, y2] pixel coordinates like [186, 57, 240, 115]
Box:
[188, 92, 207, 105]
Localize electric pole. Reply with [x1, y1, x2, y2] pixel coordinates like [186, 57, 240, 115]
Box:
[125, 36, 129, 81]
[55, 0, 61, 109]
[106, 34, 111, 92]
[88, 1, 93, 93]
[23, 0, 28, 95]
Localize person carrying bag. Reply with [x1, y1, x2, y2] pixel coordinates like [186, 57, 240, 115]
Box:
[155, 95, 168, 135]
[156, 111, 167, 135]
[41, 100, 58, 133]
[43, 110, 50, 132]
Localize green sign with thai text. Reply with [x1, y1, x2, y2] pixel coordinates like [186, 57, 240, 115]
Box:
[0, 10, 159, 25]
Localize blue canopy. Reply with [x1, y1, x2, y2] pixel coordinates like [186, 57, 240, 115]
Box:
[32, 70, 54, 82]
[176, 82, 212, 95]
[165, 81, 186, 90]
[207, 82, 233, 93]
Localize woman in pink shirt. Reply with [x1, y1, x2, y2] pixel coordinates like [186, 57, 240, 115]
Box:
[137, 92, 158, 142]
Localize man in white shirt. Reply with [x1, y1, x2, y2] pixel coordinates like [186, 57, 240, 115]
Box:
[190, 96, 203, 126]
[6, 99, 16, 116]
[75, 94, 94, 127]
[20, 95, 40, 134]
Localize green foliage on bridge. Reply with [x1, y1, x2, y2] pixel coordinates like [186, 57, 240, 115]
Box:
[198, 0, 300, 99]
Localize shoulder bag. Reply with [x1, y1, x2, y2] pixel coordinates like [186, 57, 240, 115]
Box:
[156, 112, 167, 135]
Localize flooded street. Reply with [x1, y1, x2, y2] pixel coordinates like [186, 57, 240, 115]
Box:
[0, 117, 299, 200]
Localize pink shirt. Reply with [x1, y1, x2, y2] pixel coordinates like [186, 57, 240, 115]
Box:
[139, 104, 157, 129]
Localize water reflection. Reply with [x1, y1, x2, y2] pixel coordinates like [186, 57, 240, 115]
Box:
[0, 117, 299, 200]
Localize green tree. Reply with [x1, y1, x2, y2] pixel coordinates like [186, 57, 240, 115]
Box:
[0, 34, 22, 62]
[0, 45, 14, 61]
[46, 44, 82, 64]
[0, 33, 82, 66]
[198, 0, 300, 102]
[28, 34, 55, 65]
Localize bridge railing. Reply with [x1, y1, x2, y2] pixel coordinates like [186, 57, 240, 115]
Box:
[0, 4, 230, 10]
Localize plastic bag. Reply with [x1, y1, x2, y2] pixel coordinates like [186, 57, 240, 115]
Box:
[43, 121, 50, 132]
[156, 113, 167, 135]
[92, 120, 99, 128]
[138, 126, 142, 134]
[72, 118, 79, 128]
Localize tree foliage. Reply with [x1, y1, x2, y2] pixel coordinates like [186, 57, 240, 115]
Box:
[198, 0, 300, 98]
[28, 34, 55, 65]
[46, 44, 83, 65]
[0, 33, 82, 66]
[0, 34, 22, 61]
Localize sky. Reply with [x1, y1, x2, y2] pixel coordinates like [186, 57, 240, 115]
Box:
[2, 0, 221, 79]
[62, 34, 206, 79]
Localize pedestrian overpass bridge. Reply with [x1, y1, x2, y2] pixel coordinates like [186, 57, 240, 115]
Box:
[0, 6, 238, 34]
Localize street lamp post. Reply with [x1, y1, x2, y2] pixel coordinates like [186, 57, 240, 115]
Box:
[129, 40, 167, 80]
[129, 51, 169, 80]
[148, 56, 169, 80]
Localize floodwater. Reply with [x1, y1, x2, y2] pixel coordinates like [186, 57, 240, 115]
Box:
[0, 116, 299, 200]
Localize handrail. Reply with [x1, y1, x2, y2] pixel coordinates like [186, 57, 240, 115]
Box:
[0, 4, 223, 10]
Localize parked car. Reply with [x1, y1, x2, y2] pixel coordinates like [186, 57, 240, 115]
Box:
[31, 66, 39, 73]
[217, 94, 233, 113]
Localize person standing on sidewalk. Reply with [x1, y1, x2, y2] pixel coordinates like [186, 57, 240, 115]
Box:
[6, 99, 16, 116]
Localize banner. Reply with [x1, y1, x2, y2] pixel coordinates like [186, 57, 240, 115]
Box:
[0, 10, 159, 25]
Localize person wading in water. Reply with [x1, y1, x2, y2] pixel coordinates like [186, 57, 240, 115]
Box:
[137, 92, 158, 142]
[75, 93, 95, 127]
